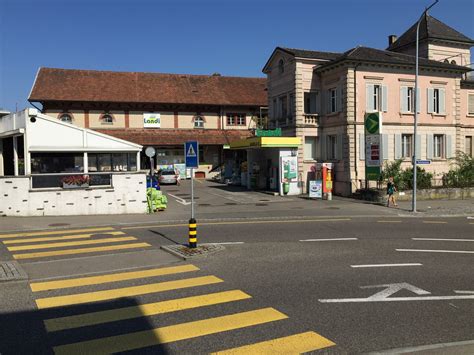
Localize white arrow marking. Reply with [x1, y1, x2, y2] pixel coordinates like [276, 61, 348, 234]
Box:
[361, 282, 431, 300]
[168, 193, 191, 206]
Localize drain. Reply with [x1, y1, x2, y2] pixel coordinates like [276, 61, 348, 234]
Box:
[259, 199, 270, 202]
[325, 207, 340, 210]
[0, 261, 28, 282]
[48, 223, 71, 227]
[198, 204, 211, 206]
[255, 203, 268, 206]
[225, 203, 237, 205]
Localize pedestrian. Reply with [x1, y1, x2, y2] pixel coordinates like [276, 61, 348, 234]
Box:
[175, 169, 181, 186]
[386, 176, 398, 207]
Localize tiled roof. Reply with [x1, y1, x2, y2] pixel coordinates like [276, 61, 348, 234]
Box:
[316, 46, 471, 72]
[279, 47, 341, 61]
[93, 129, 253, 146]
[29, 68, 267, 107]
[388, 14, 474, 51]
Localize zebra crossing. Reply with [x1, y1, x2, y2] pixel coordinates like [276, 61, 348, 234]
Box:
[29, 263, 336, 354]
[0, 227, 151, 261]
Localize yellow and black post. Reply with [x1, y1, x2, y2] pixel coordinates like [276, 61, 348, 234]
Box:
[188, 218, 197, 248]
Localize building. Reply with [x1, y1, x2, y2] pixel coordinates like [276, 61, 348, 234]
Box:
[28, 69, 268, 177]
[263, 14, 473, 196]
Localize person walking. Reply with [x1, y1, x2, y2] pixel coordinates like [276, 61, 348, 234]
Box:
[175, 169, 181, 186]
[386, 176, 398, 207]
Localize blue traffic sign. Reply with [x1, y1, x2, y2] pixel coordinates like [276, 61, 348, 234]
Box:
[185, 141, 199, 168]
[416, 160, 431, 165]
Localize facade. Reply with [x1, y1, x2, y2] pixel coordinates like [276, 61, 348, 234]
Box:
[263, 14, 473, 196]
[29, 69, 267, 177]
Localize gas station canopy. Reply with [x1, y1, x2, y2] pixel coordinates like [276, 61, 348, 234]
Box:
[229, 136, 301, 149]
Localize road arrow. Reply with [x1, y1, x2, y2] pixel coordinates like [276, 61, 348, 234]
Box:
[361, 282, 431, 300]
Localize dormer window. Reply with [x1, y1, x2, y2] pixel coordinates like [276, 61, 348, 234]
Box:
[450, 60, 456, 65]
[101, 113, 114, 124]
[59, 113, 72, 123]
[278, 59, 284, 74]
[194, 115, 204, 128]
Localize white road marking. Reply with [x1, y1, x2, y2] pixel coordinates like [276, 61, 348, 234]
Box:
[350, 263, 422, 268]
[397, 249, 474, 254]
[299, 238, 358, 242]
[210, 242, 245, 245]
[454, 290, 474, 294]
[168, 193, 191, 206]
[412, 238, 474, 242]
[467, 217, 474, 219]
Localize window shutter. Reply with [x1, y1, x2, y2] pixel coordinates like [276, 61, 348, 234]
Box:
[381, 134, 388, 160]
[446, 135, 453, 158]
[469, 94, 474, 115]
[359, 133, 365, 160]
[326, 90, 331, 114]
[337, 134, 343, 160]
[366, 84, 374, 111]
[381, 85, 388, 112]
[321, 135, 327, 160]
[426, 134, 433, 159]
[310, 94, 317, 113]
[400, 87, 408, 112]
[338, 86, 343, 112]
[427, 88, 434, 113]
[439, 88, 446, 114]
[316, 91, 321, 114]
[416, 135, 421, 159]
[394, 134, 402, 159]
[416, 88, 421, 113]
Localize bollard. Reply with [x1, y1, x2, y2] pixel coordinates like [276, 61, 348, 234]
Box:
[188, 218, 197, 248]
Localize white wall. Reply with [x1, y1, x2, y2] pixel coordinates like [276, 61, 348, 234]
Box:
[0, 173, 147, 216]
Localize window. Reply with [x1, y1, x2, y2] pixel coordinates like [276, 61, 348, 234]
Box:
[327, 135, 337, 160]
[88, 153, 137, 172]
[466, 136, 473, 157]
[278, 59, 284, 74]
[329, 88, 337, 113]
[428, 88, 445, 114]
[226, 113, 246, 126]
[451, 60, 457, 65]
[304, 92, 318, 114]
[279, 96, 287, 118]
[289, 94, 295, 122]
[101, 113, 114, 124]
[366, 84, 387, 112]
[59, 113, 73, 123]
[468, 93, 474, 115]
[31, 153, 84, 173]
[401, 134, 413, 158]
[400, 87, 417, 113]
[433, 134, 445, 158]
[194, 115, 204, 128]
[304, 136, 318, 160]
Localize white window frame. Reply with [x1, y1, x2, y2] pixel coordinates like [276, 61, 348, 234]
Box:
[401, 134, 412, 158]
[433, 134, 445, 159]
[406, 87, 414, 113]
[101, 113, 114, 124]
[466, 136, 473, 157]
[59, 113, 73, 123]
[194, 115, 204, 128]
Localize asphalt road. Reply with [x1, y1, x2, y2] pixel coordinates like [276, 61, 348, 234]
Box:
[0, 215, 473, 354]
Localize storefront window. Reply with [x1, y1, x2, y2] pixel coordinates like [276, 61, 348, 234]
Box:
[89, 153, 137, 172]
[112, 153, 128, 171]
[31, 153, 84, 173]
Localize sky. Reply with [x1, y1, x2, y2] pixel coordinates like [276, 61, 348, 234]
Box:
[0, 0, 473, 112]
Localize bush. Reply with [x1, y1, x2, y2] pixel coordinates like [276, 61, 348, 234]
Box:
[380, 159, 403, 187]
[380, 159, 432, 190]
[443, 152, 474, 188]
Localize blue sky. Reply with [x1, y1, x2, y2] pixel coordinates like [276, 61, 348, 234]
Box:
[1, 0, 473, 111]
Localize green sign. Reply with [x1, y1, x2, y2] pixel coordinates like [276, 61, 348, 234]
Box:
[365, 166, 381, 181]
[256, 128, 282, 137]
[365, 113, 380, 134]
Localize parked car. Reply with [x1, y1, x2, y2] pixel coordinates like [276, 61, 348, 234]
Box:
[157, 169, 178, 185]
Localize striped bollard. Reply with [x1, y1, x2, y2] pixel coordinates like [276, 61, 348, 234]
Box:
[188, 218, 197, 248]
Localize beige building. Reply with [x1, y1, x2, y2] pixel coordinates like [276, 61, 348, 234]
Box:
[263, 14, 473, 196]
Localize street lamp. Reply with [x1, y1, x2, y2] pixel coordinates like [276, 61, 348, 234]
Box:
[412, 0, 439, 213]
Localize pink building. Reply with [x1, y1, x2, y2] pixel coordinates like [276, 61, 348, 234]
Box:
[263, 14, 473, 196]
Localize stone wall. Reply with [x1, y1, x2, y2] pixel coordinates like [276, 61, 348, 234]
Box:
[0, 173, 147, 216]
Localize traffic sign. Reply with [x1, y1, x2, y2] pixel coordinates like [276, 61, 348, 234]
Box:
[365, 112, 380, 134]
[185, 141, 199, 168]
[416, 160, 431, 165]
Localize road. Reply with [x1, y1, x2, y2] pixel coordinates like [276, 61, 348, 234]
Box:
[1, 212, 473, 354]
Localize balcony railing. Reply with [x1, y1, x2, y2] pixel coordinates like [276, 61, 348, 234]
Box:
[304, 114, 319, 126]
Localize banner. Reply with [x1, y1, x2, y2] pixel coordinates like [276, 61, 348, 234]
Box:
[144, 113, 161, 128]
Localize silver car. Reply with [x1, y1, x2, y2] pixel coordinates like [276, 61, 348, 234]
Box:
[158, 170, 178, 185]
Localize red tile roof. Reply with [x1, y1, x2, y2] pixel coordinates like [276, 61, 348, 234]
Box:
[29, 68, 267, 107]
[94, 129, 252, 146]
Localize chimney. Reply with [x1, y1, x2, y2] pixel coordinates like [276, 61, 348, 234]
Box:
[388, 35, 398, 46]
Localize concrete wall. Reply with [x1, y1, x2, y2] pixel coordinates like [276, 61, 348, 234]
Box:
[0, 173, 147, 216]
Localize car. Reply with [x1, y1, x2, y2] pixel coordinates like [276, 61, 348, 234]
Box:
[157, 169, 178, 185]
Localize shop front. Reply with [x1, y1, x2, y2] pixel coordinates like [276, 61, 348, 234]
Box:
[229, 136, 301, 196]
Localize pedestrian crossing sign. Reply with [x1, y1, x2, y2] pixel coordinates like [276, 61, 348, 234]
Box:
[185, 141, 199, 168]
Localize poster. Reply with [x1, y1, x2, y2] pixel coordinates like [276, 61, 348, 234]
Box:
[309, 180, 322, 198]
[280, 156, 298, 183]
[143, 113, 161, 128]
[173, 163, 187, 179]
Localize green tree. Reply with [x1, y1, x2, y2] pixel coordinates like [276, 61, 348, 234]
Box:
[443, 152, 474, 188]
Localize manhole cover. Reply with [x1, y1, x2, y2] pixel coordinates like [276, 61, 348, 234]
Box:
[0, 261, 28, 282]
[259, 199, 270, 202]
[225, 203, 237, 205]
[255, 203, 268, 206]
[48, 223, 71, 227]
[161, 244, 225, 259]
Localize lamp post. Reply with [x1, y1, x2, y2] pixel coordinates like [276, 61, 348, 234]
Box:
[412, 0, 439, 213]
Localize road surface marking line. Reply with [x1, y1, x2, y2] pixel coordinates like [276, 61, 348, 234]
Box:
[13, 243, 151, 260]
[44, 290, 251, 332]
[168, 193, 192, 206]
[300, 238, 358, 242]
[319, 295, 474, 303]
[35, 275, 223, 309]
[30, 264, 199, 292]
[0, 227, 115, 239]
[422, 221, 448, 224]
[211, 242, 245, 245]
[211, 331, 335, 354]
[377, 220, 402, 223]
[412, 238, 474, 242]
[7, 237, 138, 251]
[396, 249, 474, 254]
[350, 263, 422, 268]
[53, 307, 287, 354]
[454, 290, 474, 294]
[121, 218, 352, 230]
[2, 231, 125, 245]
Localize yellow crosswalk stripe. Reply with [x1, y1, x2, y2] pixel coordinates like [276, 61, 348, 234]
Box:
[30, 264, 199, 292]
[53, 307, 287, 354]
[44, 290, 251, 332]
[35, 275, 223, 309]
[3, 231, 125, 245]
[212, 331, 335, 354]
[7, 236, 138, 251]
[0, 227, 115, 239]
[13, 243, 151, 260]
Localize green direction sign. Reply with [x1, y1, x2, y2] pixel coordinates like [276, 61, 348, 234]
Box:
[256, 128, 282, 137]
[365, 113, 380, 134]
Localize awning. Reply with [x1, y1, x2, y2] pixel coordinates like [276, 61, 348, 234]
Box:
[229, 136, 301, 149]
